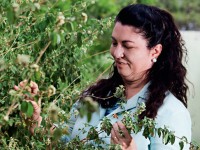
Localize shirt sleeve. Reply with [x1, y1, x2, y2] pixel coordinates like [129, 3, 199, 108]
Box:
[149, 110, 191, 150]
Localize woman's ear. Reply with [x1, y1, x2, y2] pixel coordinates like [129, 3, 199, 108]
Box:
[150, 44, 162, 58]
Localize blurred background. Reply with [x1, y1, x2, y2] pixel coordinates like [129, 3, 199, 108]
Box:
[85, 0, 200, 144]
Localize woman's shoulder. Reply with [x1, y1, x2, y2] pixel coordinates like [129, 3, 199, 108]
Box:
[153, 92, 192, 148]
[155, 91, 191, 132]
[157, 91, 190, 116]
[155, 91, 191, 129]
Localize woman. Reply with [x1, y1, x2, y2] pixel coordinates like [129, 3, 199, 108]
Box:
[18, 4, 191, 150]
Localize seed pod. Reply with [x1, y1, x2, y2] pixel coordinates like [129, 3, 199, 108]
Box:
[48, 85, 56, 97]
[81, 12, 88, 23]
[17, 54, 30, 66]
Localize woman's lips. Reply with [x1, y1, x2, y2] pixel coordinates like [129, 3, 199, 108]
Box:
[116, 60, 127, 64]
[116, 61, 127, 67]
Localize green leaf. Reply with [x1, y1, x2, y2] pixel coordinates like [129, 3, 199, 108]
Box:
[149, 127, 154, 137]
[87, 112, 92, 122]
[8, 120, 14, 126]
[170, 135, 175, 145]
[87, 127, 98, 140]
[7, 7, 16, 24]
[134, 124, 139, 133]
[166, 134, 171, 145]
[163, 132, 169, 145]
[56, 34, 61, 45]
[34, 71, 41, 81]
[179, 141, 184, 150]
[142, 127, 149, 139]
[79, 106, 85, 118]
[51, 32, 60, 46]
[21, 101, 28, 113]
[77, 32, 82, 47]
[66, 22, 74, 31]
[26, 102, 34, 117]
[53, 128, 62, 140]
[100, 117, 112, 136]
[10, 65, 18, 74]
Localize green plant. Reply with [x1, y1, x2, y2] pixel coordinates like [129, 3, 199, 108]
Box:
[0, 0, 113, 149]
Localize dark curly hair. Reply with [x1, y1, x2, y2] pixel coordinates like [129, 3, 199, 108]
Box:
[81, 4, 188, 119]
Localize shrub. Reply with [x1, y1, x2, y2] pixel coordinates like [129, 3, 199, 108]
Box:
[0, 0, 112, 149]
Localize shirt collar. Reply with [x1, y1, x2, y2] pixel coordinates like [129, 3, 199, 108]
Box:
[105, 82, 150, 116]
[123, 82, 150, 110]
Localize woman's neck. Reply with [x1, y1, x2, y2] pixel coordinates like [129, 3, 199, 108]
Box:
[124, 79, 147, 100]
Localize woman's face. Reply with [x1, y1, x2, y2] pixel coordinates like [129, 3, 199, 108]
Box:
[110, 22, 157, 81]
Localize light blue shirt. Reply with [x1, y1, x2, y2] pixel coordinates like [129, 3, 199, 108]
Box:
[62, 83, 191, 149]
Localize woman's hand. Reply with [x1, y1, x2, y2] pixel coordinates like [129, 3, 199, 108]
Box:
[14, 79, 39, 98]
[111, 121, 137, 150]
[14, 80, 42, 134]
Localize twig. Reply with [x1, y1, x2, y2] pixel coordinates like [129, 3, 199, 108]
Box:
[96, 63, 112, 81]
[81, 94, 114, 100]
[81, 50, 109, 61]
[1, 30, 21, 57]
[38, 96, 42, 108]
[35, 41, 51, 64]
[5, 101, 17, 118]
[12, 40, 38, 50]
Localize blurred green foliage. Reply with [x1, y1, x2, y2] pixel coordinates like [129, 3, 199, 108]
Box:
[137, 0, 200, 30]
[0, 0, 114, 148]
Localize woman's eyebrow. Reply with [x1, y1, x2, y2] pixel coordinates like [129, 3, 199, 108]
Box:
[111, 36, 116, 41]
[111, 36, 135, 44]
[122, 40, 135, 44]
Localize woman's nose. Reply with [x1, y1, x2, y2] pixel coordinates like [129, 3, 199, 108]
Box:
[113, 46, 124, 59]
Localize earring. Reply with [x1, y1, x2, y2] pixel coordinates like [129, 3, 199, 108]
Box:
[152, 58, 157, 63]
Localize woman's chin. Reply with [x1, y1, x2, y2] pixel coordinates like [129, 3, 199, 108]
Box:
[118, 71, 133, 79]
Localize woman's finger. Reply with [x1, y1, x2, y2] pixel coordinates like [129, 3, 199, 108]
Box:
[14, 85, 20, 91]
[30, 81, 38, 89]
[113, 122, 127, 141]
[112, 122, 126, 146]
[30, 81, 39, 95]
[111, 127, 119, 144]
[116, 121, 133, 148]
[113, 122, 122, 137]
[19, 80, 28, 87]
[117, 121, 132, 139]
[111, 122, 135, 149]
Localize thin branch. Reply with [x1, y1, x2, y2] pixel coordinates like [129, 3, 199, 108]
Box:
[96, 63, 112, 81]
[81, 94, 114, 100]
[13, 40, 38, 50]
[1, 30, 21, 57]
[35, 41, 51, 64]
[81, 50, 109, 61]
[38, 96, 42, 108]
[5, 101, 17, 118]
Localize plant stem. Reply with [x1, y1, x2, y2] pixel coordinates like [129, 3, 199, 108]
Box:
[35, 41, 51, 64]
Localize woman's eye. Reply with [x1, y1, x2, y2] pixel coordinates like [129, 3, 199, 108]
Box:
[112, 42, 117, 47]
[124, 45, 132, 49]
